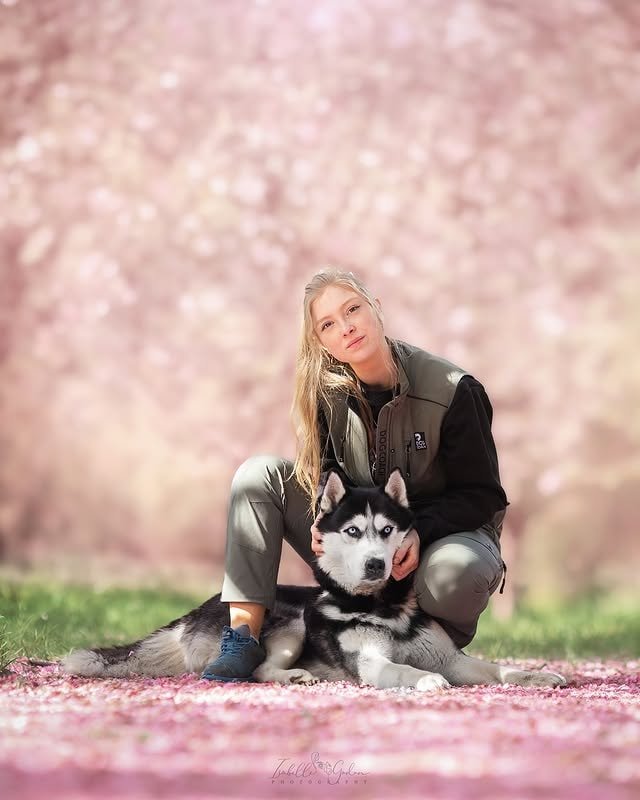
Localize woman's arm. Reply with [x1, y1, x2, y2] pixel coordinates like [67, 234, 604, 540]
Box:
[412, 375, 509, 548]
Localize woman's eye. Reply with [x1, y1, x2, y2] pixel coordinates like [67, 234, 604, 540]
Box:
[321, 321, 332, 331]
[347, 305, 360, 314]
[382, 525, 393, 535]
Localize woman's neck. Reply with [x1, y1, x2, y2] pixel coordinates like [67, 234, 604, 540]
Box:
[352, 341, 396, 389]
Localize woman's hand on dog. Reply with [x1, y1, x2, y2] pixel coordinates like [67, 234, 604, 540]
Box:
[391, 529, 420, 580]
[311, 514, 324, 556]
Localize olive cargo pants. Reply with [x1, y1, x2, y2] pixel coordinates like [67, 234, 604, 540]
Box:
[219, 456, 505, 648]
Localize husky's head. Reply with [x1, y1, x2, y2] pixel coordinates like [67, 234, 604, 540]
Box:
[314, 468, 415, 595]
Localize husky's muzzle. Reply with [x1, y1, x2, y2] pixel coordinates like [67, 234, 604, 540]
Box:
[364, 557, 386, 581]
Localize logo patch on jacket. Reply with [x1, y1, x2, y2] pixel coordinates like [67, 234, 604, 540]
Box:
[414, 432, 427, 450]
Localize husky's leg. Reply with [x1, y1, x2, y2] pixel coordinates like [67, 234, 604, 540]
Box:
[359, 657, 451, 691]
[337, 629, 450, 691]
[408, 620, 565, 689]
[441, 651, 567, 688]
[253, 617, 318, 685]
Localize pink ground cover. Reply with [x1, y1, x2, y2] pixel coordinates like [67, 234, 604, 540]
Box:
[1, 659, 639, 800]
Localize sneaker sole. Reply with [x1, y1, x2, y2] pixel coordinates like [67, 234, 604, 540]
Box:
[201, 674, 258, 683]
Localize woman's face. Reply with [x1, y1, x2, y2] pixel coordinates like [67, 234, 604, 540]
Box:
[310, 284, 385, 367]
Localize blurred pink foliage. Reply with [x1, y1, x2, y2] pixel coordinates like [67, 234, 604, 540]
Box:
[1, 658, 639, 799]
[0, 0, 639, 598]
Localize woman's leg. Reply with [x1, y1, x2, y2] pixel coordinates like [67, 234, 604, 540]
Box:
[227, 603, 266, 641]
[219, 454, 315, 638]
[412, 530, 505, 648]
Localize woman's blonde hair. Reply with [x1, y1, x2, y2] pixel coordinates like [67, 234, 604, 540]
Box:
[290, 268, 398, 516]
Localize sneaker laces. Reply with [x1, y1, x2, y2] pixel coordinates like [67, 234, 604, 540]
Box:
[220, 628, 255, 658]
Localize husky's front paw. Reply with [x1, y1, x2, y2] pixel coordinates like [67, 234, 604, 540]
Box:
[286, 669, 319, 685]
[503, 669, 567, 688]
[255, 664, 320, 685]
[416, 673, 451, 692]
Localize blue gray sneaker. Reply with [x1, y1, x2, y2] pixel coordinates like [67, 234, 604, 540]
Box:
[201, 624, 266, 682]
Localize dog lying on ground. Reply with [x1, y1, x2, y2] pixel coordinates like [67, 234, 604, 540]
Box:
[63, 469, 566, 691]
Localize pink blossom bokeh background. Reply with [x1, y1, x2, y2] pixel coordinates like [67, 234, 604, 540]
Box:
[1, 1, 639, 599]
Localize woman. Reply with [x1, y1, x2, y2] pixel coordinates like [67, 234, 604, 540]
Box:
[201, 269, 508, 682]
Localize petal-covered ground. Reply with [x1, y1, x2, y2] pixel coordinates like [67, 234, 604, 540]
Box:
[1, 659, 639, 800]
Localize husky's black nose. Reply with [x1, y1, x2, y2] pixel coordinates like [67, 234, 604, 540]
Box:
[364, 557, 386, 580]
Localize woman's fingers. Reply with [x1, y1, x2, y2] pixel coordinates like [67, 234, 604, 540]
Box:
[391, 532, 420, 579]
[310, 522, 324, 555]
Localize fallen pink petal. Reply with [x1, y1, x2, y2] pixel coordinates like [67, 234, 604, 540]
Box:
[1, 659, 639, 799]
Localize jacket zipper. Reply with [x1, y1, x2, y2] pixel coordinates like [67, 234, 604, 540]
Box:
[377, 404, 392, 483]
[339, 434, 346, 464]
[405, 440, 411, 478]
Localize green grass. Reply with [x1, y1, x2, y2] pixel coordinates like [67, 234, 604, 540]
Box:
[1, 580, 638, 672]
[468, 595, 640, 661]
[0, 581, 203, 672]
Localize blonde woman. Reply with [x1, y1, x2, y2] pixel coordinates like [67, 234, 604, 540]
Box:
[202, 269, 508, 682]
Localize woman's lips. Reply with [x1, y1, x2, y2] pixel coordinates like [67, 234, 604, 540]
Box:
[347, 335, 365, 350]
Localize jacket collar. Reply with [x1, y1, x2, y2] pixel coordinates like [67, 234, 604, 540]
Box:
[321, 338, 410, 451]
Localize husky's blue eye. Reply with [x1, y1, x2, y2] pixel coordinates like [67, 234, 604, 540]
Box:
[345, 526, 360, 537]
[382, 525, 393, 535]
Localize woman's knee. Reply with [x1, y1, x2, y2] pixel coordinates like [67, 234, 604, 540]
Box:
[230, 455, 290, 499]
[418, 552, 478, 602]
[414, 542, 501, 615]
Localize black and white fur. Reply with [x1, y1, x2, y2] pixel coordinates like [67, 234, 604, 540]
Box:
[63, 470, 566, 691]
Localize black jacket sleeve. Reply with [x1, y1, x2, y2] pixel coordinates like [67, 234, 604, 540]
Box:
[412, 375, 509, 549]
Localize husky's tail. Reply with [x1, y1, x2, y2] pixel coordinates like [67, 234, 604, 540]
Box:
[62, 622, 188, 678]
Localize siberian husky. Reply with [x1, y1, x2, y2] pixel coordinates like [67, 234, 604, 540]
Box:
[63, 469, 566, 691]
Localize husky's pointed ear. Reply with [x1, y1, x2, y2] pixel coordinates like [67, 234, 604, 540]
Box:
[384, 468, 409, 508]
[319, 470, 347, 514]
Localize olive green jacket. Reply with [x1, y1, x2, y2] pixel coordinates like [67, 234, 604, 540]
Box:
[320, 339, 506, 544]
